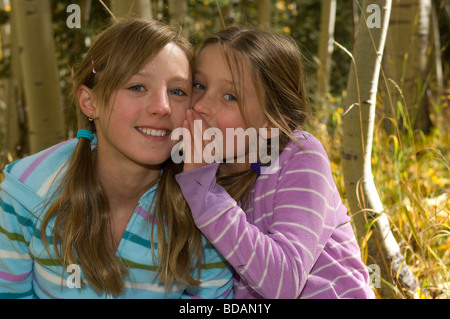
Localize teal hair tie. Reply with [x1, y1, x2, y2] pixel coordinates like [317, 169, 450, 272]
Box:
[77, 129, 94, 142]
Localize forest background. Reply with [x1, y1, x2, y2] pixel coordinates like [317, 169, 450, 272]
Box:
[0, 0, 448, 299]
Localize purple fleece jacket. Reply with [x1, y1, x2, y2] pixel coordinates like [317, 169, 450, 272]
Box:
[176, 131, 375, 299]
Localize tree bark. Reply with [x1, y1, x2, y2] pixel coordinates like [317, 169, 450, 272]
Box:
[12, 0, 66, 154]
[341, 0, 418, 298]
[110, 0, 153, 19]
[383, 0, 432, 134]
[168, 0, 187, 27]
[351, 0, 360, 46]
[429, 1, 444, 102]
[2, 1, 24, 157]
[257, 0, 271, 29]
[317, 0, 336, 98]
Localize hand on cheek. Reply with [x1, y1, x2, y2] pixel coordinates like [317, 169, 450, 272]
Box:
[182, 109, 216, 172]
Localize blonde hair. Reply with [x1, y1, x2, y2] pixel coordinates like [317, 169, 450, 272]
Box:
[41, 18, 203, 295]
[198, 26, 311, 207]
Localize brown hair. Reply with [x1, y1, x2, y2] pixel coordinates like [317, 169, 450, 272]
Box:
[198, 26, 311, 207]
[41, 18, 203, 295]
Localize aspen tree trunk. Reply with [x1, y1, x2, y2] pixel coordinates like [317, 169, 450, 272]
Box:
[257, 0, 271, 29]
[168, 0, 187, 27]
[12, 0, 65, 154]
[2, 2, 24, 157]
[445, 0, 450, 26]
[317, 0, 336, 98]
[351, 0, 360, 46]
[342, 0, 418, 298]
[429, 1, 444, 102]
[110, 0, 152, 19]
[384, 0, 432, 133]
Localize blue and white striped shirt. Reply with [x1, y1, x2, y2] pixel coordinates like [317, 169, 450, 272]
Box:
[0, 138, 233, 299]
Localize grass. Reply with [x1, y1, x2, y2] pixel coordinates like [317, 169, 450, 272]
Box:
[308, 86, 450, 299]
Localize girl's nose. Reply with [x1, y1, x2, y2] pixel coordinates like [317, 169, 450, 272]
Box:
[193, 92, 213, 116]
[147, 90, 171, 117]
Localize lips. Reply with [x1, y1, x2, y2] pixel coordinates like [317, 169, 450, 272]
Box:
[136, 127, 170, 137]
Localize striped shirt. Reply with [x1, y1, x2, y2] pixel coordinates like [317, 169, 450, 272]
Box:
[0, 138, 233, 299]
[176, 131, 375, 299]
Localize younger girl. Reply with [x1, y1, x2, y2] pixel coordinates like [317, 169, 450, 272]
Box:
[176, 26, 375, 299]
[0, 18, 232, 299]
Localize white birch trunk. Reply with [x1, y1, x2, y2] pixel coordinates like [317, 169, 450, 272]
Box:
[342, 0, 418, 298]
[317, 0, 336, 98]
[383, 0, 432, 133]
[2, 2, 23, 157]
[12, 0, 66, 154]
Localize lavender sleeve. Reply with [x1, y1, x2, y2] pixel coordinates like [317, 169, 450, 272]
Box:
[176, 134, 372, 299]
[175, 163, 237, 221]
[175, 161, 318, 299]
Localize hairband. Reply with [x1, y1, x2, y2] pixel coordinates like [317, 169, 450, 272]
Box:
[250, 162, 261, 176]
[77, 129, 94, 142]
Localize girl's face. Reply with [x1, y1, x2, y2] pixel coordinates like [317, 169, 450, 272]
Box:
[192, 44, 268, 164]
[92, 43, 192, 169]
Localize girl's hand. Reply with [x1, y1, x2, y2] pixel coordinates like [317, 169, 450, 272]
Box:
[181, 109, 216, 172]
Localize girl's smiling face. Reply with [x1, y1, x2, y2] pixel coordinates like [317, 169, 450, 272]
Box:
[192, 44, 269, 165]
[89, 43, 192, 169]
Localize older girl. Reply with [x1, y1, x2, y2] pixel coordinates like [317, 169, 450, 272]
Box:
[176, 26, 375, 299]
[0, 18, 232, 299]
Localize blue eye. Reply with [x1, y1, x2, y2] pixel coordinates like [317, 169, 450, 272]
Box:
[170, 89, 187, 96]
[129, 85, 145, 92]
[224, 94, 237, 102]
[193, 83, 206, 91]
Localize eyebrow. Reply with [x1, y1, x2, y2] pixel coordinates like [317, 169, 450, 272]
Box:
[134, 71, 191, 82]
[194, 70, 237, 87]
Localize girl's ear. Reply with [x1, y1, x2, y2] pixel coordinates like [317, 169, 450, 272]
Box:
[77, 85, 97, 119]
